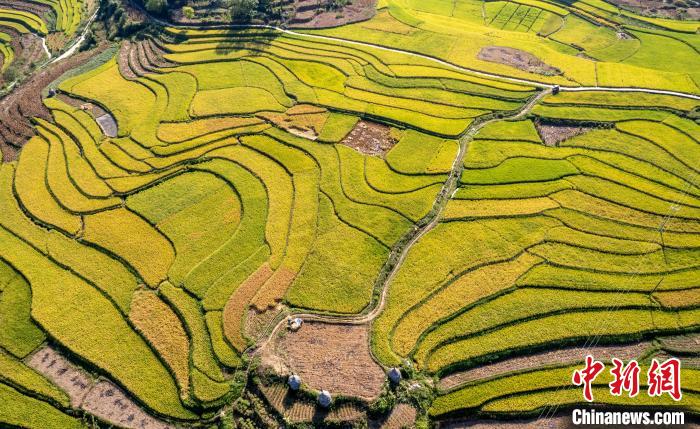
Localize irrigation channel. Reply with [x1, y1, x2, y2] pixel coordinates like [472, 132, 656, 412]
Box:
[250, 88, 553, 367]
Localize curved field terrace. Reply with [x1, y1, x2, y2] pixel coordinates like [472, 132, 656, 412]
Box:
[0, 0, 698, 427]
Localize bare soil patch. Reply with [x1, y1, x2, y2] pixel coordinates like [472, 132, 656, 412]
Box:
[82, 381, 174, 429]
[478, 47, 562, 76]
[27, 345, 174, 428]
[607, 0, 700, 19]
[27, 345, 94, 407]
[439, 342, 652, 391]
[260, 322, 386, 400]
[535, 122, 593, 147]
[659, 332, 700, 353]
[0, 43, 110, 162]
[288, 0, 377, 28]
[259, 382, 365, 423]
[341, 120, 396, 157]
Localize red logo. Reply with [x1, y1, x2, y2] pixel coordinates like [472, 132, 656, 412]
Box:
[572, 355, 605, 402]
[648, 358, 682, 401]
[609, 358, 640, 397]
[573, 356, 682, 402]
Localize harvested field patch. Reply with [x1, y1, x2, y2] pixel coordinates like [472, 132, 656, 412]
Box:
[478, 47, 561, 76]
[340, 120, 396, 157]
[27, 345, 175, 428]
[259, 382, 365, 423]
[288, 0, 376, 29]
[535, 122, 593, 146]
[370, 403, 417, 429]
[261, 322, 385, 400]
[438, 342, 652, 390]
[245, 306, 285, 344]
[26, 345, 94, 408]
[81, 381, 174, 429]
[659, 333, 700, 353]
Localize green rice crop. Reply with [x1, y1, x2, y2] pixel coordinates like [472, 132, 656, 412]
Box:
[285, 194, 388, 314]
[0, 383, 83, 429]
[0, 261, 45, 358]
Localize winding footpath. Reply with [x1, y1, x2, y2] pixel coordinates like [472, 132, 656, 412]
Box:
[252, 89, 553, 363]
[51, 6, 100, 64]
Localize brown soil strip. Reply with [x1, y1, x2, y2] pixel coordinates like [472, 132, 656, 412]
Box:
[369, 403, 417, 429]
[478, 46, 561, 76]
[117, 41, 138, 80]
[606, 0, 700, 19]
[26, 345, 94, 407]
[439, 342, 652, 391]
[659, 333, 700, 354]
[245, 305, 285, 344]
[288, 0, 377, 28]
[261, 321, 386, 400]
[340, 120, 396, 157]
[27, 345, 174, 428]
[81, 380, 174, 429]
[0, 0, 52, 17]
[535, 122, 593, 147]
[0, 42, 110, 161]
[259, 382, 365, 423]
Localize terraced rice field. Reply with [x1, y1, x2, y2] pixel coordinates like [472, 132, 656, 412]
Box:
[0, 0, 85, 74]
[0, 0, 698, 426]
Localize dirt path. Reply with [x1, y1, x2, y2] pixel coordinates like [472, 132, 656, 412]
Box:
[51, 6, 99, 64]
[252, 89, 552, 364]
[135, 7, 700, 100]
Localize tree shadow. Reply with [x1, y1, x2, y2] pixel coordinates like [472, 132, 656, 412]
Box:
[214, 27, 281, 57]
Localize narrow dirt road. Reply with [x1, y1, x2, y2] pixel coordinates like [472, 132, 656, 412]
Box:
[252, 89, 552, 362]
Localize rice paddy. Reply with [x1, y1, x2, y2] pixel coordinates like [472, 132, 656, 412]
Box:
[0, 0, 698, 426]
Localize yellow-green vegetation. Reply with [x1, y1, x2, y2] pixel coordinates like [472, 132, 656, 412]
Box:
[0, 0, 85, 71]
[0, 382, 84, 429]
[373, 92, 700, 418]
[1, 3, 698, 424]
[314, 0, 700, 93]
[129, 291, 191, 398]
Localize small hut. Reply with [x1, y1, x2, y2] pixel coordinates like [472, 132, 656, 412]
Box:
[288, 374, 302, 391]
[288, 317, 303, 331]
[388, 367, 402, 384]
[318, 390, 332, 408]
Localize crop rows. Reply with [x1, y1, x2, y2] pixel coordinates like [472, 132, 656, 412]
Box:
[0, 24, 543, 423]
[313, 0, 700, 93]
[369, 92, 700, 418]
[1, 1, 698, 423]
[0, 0, 84, 73]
